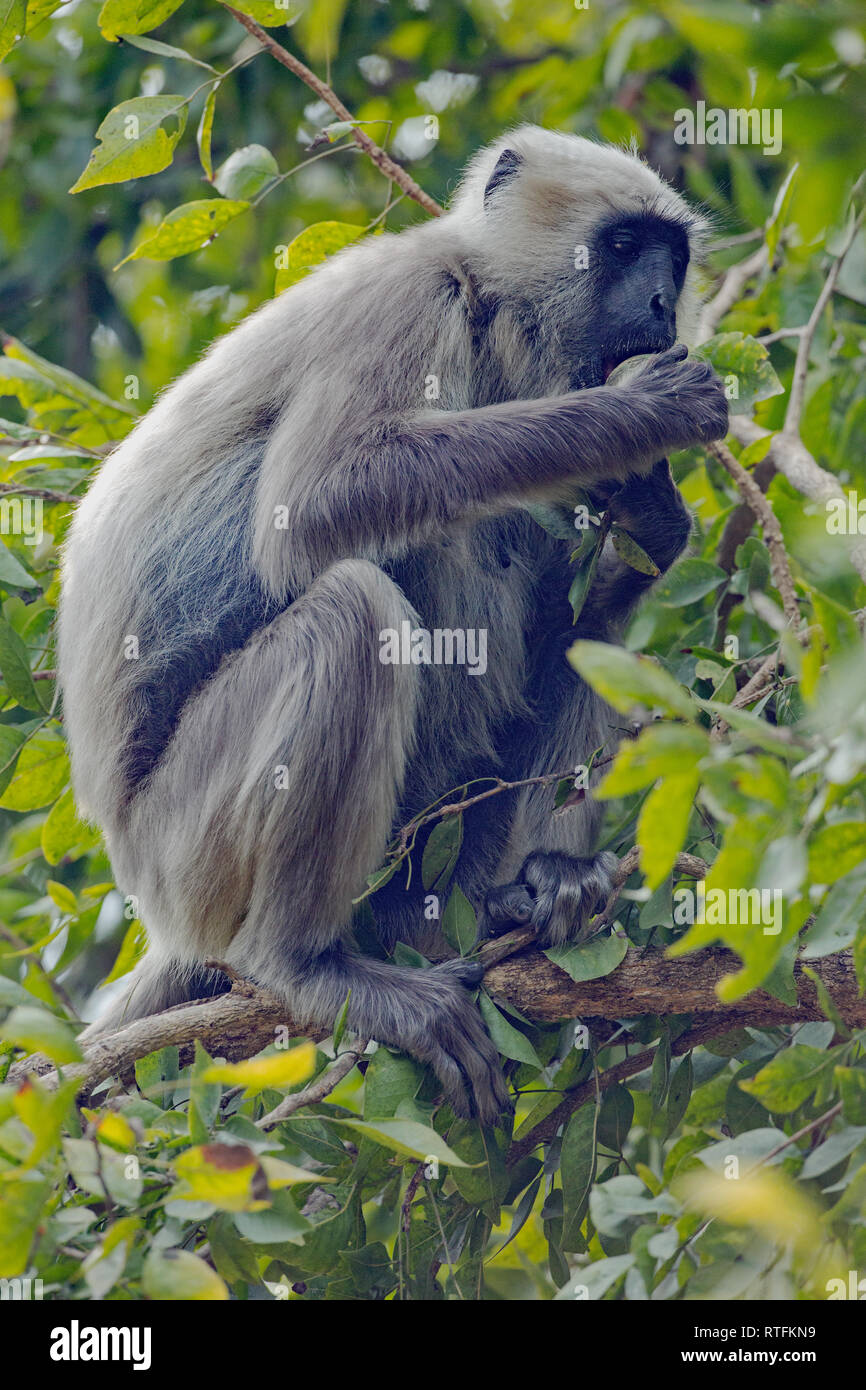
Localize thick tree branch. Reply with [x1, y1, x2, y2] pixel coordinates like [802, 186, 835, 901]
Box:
[224, 8, 443, 218]
[484, 945, 865, 1030]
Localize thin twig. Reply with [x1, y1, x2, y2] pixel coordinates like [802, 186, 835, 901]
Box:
[0, 482, 80, 505]
[256, 1038, 369, 1130]
[697, 245, 767, 344]
[224, 8, 443, 218]
[707, 438, 800, 628]
[785, 209, 865, 431]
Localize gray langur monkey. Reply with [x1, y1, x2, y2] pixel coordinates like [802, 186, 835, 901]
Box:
[59, 125, 728, 1123]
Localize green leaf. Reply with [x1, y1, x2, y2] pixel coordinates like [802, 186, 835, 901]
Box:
[694, 332, 784, 416]
[97, 0, 185, 41]
[217, 0, 303, 24]
[0, 541, 38, 591]
[103, 919, 147, 985]
[653, 558, 726, 607]
[214, 143, 278, 200]
[197, 86, 217, 180]
[560, 1103, 596, 1249]
[545, 930, 628, 983]
[275, 220, 365, 294]
[598, 1083, 634, 1152]
[802, 866, 866, 957]
[46, 877, 77, 913]
[808, 822, 866, 885]
[0, 723, 26, 797]
[765, 163, 798, 264]
[2, 337, 136, 419]
[134, 1045, 179, 1108]
[0, 731, 69, 810]
[739, 1045, 833, 1114]
[799, 1123, 866, 1179]
[478, 992, 541, 1068]
[234, 1188, 311, 1244]
[324, 1117, 475, 1166]
[449, 1119, 509, 1222]
[651, 1031, 671, 1112]
[0, 1006, 82, 1064]
[598, 723, 707, 797]
[441, 884, 477, 955]
[116, 198, 249, 266]
[0, 617, 42, 710]
[610, 524, 659, 576]
[0, 0, 24, 61]
[421, 814, 462, 892]
[363, 1046, 424, 1119]
[69, 97, 188, 193]
[567, 640, 695, 719]
[665, 1053, 693, 1136]
[41, 787, 100, 864]
[117, 31, 216, 70]
[835, 1068, 866, 1126]
[142, 1248, 229, 1300]
[638, 768, 699, 891]
[0, 1174, 51, 1277]
[332, 990, 350, 1052]
[523, 501, 580, 542]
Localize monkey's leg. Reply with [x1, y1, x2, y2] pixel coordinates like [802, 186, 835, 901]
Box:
[104, 558, 508, 1122]
[576, 459, 691, 636]
[479, 465, 690, 947]
[477, 651, 619, 949]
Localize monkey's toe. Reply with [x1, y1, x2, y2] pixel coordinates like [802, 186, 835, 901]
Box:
[520, 849, 617, 949]
[478, 883, 535, 939]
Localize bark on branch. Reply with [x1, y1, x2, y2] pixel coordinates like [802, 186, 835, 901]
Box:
[483, 944, 866, 1029]
[12, 938, 863, 1104]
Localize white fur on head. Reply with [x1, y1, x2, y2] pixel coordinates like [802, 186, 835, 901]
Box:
[449, 124, 708, 343]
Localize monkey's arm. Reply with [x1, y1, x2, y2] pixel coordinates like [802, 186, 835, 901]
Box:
[260, 349, 726, 589]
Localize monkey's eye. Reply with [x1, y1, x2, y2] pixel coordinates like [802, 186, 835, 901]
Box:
[672, 250, 688, 279]
[609, 233, 640, 264]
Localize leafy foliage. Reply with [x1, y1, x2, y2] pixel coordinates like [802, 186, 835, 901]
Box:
[0, 0, 866, 1302]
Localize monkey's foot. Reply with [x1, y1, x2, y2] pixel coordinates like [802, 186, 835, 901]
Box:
[400, 958, 512, 1125]
[480, 850, 617, 949]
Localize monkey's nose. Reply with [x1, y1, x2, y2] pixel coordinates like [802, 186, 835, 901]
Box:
[650, 289, 674, 322]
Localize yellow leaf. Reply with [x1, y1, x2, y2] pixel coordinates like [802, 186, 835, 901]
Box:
[202, 1041, 316, 1095]
[172, 1142, 268, 1212]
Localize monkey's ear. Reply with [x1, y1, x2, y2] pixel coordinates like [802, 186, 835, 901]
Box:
[483, 148, 523, 210]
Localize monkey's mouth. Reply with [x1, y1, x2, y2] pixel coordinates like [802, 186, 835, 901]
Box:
[601, 336, 673, 383]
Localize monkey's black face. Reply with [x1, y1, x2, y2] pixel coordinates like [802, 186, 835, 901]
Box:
[567, 211, 691, 389]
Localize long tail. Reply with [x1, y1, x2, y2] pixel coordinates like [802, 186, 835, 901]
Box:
[78, 954, 227, 1043]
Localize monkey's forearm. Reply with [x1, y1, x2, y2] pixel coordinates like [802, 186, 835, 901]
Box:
[285, 387, 672, 578]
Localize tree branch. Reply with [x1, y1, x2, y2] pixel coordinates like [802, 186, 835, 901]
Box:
[256, 1037, 369, 1130]
[706, 437, 800, 627]
[697, 245, 767, 344]
[224, 8, 443, 218]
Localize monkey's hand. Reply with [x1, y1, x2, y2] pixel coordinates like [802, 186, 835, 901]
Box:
[615, 344, 729, 460]
[479, 850, 617, 949]
[605, 459, 692, 576]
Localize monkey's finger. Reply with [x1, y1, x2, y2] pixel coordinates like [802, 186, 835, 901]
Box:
[482, 883, 535, 931]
